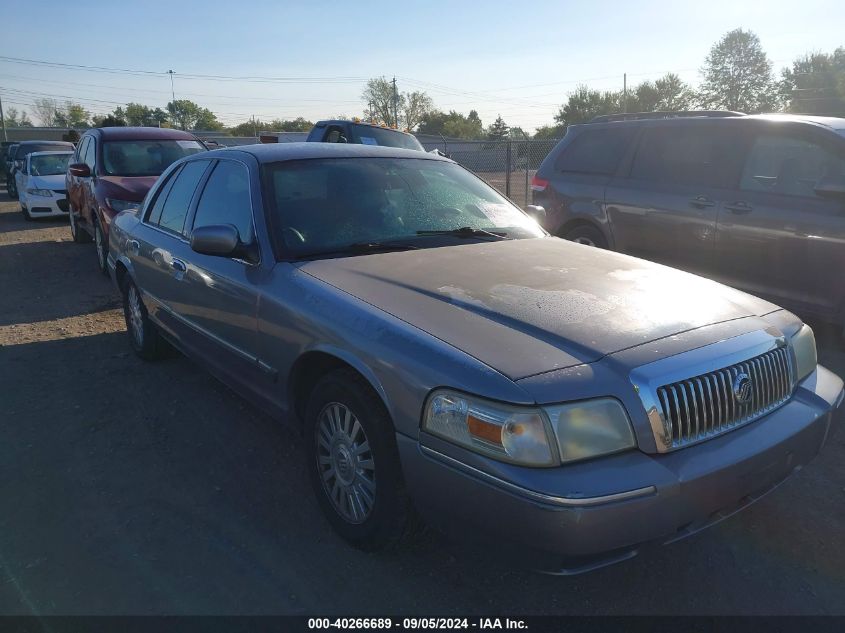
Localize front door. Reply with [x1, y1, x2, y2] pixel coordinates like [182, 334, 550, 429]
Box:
[714, 123, 845, 322]
[605, 121, 747, 277]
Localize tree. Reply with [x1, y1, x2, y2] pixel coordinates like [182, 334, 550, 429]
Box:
[487, 115, 509, 141]
[417, 109, 484, 139]
[362, 76, 403, 127]
[698, 28, 778, 113]
[509, 126, 527, 139]
[167, 99, 204, 130]
[32, 98, 60, 126]
[554, 85, 620, 127]
[93, 114, 127, 127]
[532, 124, 565, 139]
[194, 107, 223, 131]
[4, 107, 33, 127]
[54, 102, 91, 128]
[402, 91, 433, 131]
[781, 47, 845, 116]
[629, 73, 694, 111]
[114, 103, 167, 127]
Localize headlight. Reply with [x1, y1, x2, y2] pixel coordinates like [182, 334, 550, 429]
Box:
[422, 390, 636, 466]
[26, 188, 53, 197]
[790, 324, 817, 382]
[423, 390, 556, 466]
[106, 198, 140, 213]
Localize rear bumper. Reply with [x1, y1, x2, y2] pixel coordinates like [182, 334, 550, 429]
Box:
[399, 365, 843, 574]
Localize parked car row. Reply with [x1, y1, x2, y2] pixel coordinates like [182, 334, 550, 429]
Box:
[532, 111, 845, 339]
[5, 117, 844, 574]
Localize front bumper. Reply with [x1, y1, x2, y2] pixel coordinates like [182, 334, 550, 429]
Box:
[400, 365, 844, 574]
[21, 192, 69, 217]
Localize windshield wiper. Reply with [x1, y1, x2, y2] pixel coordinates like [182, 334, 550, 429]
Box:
[416, 226, 509, 240]
[293, 241, 420, 260]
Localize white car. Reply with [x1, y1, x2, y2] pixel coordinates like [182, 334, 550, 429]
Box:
[16, 150, 74, 221]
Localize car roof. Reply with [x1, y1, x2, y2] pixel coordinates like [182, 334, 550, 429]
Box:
[315, 120, 417, 136]
[579, 112, 845, 133]
[28, 150, 74, 157]
[204, 142, 449, 164]
[89, 127, 200, 141]
[15, 140, 74, 146]
[742, 113, 845, 131]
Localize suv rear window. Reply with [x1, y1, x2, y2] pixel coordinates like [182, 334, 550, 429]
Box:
[554, 127, 635, 175]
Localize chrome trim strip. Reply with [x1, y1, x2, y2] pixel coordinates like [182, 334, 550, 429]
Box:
[419, 445, 656, 508]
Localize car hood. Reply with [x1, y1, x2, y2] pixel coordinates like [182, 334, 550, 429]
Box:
[30, 174, 66, 189]
[98, 175, 159, 201]
[298, 237, 780, 380]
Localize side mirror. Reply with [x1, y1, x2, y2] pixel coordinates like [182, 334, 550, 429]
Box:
[191, 224, 257, 263]
[68, 163, 91, 178]
[525, 204, 547, 223]
[814, 175, 845, 201]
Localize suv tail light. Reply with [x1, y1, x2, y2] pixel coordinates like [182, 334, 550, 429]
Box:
[531, 176, 549, 192]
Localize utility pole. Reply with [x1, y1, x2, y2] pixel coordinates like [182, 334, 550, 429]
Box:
[391, 76, 398, 128]
[623, 73, 627, 114]
[167, 70, 176, 103]
[252, 115, 257, 137]
[0, 89, 7, 142]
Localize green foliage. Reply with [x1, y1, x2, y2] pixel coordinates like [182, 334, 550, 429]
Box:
[94, 114, 127, 127]
[227, 117, 314, 136]
[417, 109, 484, 139]
[54, 101, 91, 128]
[628, 73, 694, 111]
[487, 115, 509, 141]
[113, 103, 169, 127]
[781, 47, 845, 116]
[166, 99, 222, 131]
[3, 107, 33, 127]
[532, 124, 565, 139]
[698, 28, 778, 113]
[554, 85, 621, 127]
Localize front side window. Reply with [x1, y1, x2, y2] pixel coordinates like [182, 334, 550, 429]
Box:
[102, 140, 206, 177]
[83, 139, 96, 171]
[630, 125, 739, 188]
[555, 127, 636, 175]
[153, 160, 210, 235]
[265, 157, 544, 257]
[740, 133, 845, 199]
[192, 160, 254, 243]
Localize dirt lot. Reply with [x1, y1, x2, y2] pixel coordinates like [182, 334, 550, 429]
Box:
[0, 187, 843, 615]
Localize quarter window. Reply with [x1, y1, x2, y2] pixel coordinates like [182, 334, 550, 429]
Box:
[555, 127, 636, 175]
[83, 138, 96, 171]
[630, 125, 739, 188]
[153, 160, 210, 235]
[192, 160, 254, 243]
[740, 134, 845, 198]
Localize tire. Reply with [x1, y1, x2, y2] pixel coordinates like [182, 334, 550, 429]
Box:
[122, 279, 168, 361]
[563, 224, 608, 249]
[69, 205, 92, 243]
[93, 217, 109, 275]
[21, 204, 33, 222]
[305, 369, 413, 551]
[7, 177, 18, 200]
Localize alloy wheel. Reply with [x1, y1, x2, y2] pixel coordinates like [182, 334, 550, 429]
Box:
[316, 402, 376, 524]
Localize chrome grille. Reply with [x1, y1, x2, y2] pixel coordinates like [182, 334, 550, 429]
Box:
[656, 347, 793, 449]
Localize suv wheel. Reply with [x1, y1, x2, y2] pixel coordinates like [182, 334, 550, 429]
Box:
[305, 369, 412, 551]
[69, 206, 92, 243]
[123, 279, 167, 360]
[93, 217, 108, 275]
[564, 225, 608, 249]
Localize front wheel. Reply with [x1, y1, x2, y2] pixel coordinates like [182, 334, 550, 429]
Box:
[69, 206, 92, 243]
[305, 369, 413, 551]
[563, 224, 608, 249]
[94, 217, 108, 275]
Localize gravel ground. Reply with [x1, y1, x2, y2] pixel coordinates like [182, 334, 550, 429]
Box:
[0, 187, 843, 615]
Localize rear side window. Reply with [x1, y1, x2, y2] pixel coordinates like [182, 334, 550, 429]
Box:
[151, 160, 210, 235]
[630, 125, 738, 188]
[555, 127, 636, 175]
[740, 133, 845, 199]
[192, 160, 254, 243]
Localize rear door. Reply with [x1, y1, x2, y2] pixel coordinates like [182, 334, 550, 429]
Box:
[714, 123, 845, 320]
[605, 120, 748, 277]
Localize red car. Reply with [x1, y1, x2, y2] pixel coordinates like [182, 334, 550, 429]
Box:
[66, 127, 207, 273]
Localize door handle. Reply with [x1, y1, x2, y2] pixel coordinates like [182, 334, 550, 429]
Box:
[170, 258, 187, 273]
[690, 195, 716, 208]
[725, 201, 753, 214]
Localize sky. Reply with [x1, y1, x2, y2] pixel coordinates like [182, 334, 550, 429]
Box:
[0, 0, 842, 132]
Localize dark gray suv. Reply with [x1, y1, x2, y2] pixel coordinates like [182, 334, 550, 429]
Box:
[532, 113, 845, 337]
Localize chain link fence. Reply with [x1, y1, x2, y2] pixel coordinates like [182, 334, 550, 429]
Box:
[419, 138, 562, 208]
